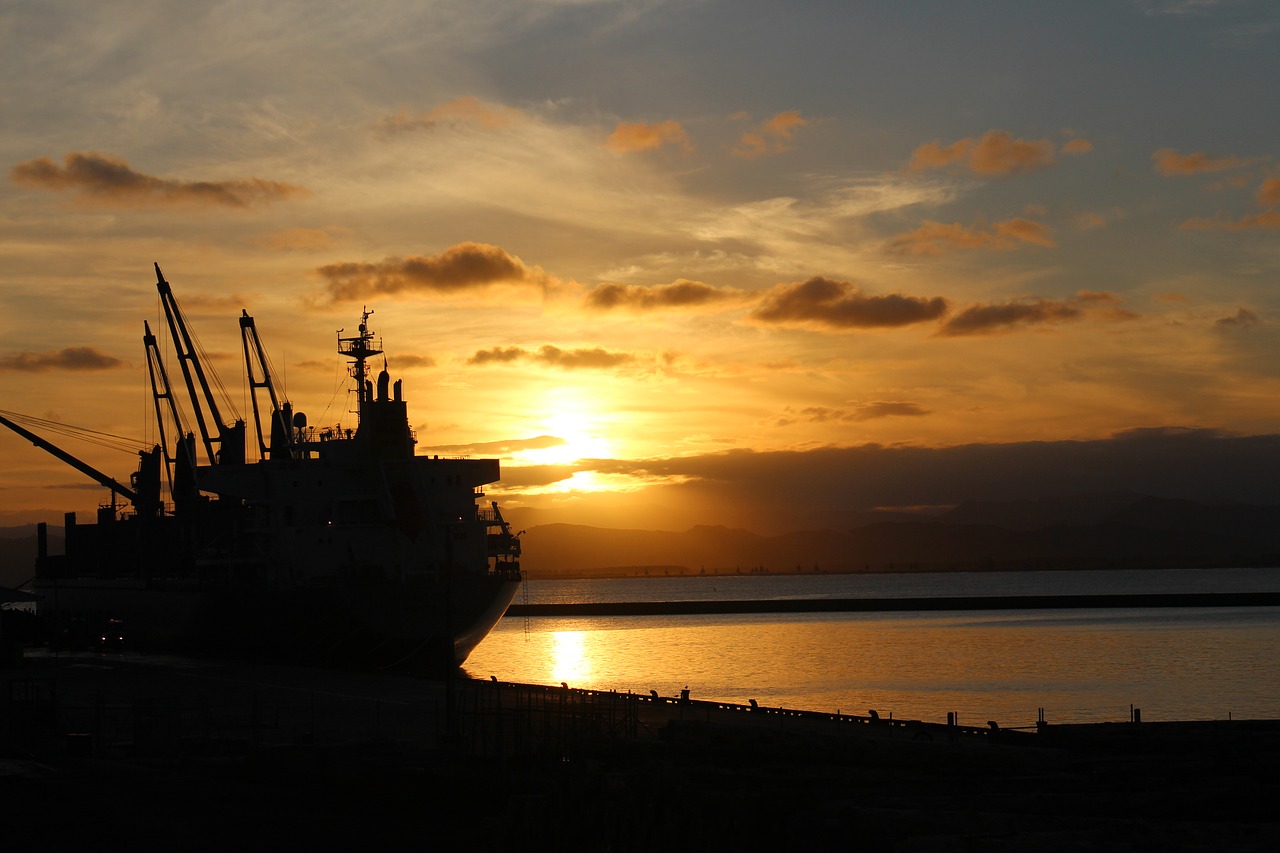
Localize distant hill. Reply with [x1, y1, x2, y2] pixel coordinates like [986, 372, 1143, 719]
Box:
[520, 493, 1280, 578]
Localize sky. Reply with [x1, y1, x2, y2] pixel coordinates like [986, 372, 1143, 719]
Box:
[2, 0, 1279, 533]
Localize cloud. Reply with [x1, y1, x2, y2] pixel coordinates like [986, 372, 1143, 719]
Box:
[468, 345, 637, 370]
[317, 242, 551, 301]
[732, 110, 808, 159]
[375, 96, 523, 135]
[1215, 308, 1260, 330]
[1178, 211, 1280, 231]
[593, 429, 1280, 531]
[1061, 138, 1094, 155]
[252, 226, 351, 251]
[750, 277, 949, 330]
[421, 435, 566, 456]
[887, 218, 1055, 255]
[1258, 178, 1280, 206]
[1075, 212, 1108, 230]
[1151, 148, 1260, 175]
[0, 346, 124, 372]
[907, 130, 1056, 176]
[782, 402, 932, 424]
[584, 279, 746, 311]
[604, 119, 692, 153]
[10, 152, 307, 209]
[939, 291, 1136, 337]
[392, 354, 436, 368]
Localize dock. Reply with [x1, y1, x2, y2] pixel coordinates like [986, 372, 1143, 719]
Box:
[4, 649, 1279, 850]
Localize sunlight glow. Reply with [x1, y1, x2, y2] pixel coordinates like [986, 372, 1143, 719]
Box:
[550, 631, 591, 685]
[514, 393, 615, 465]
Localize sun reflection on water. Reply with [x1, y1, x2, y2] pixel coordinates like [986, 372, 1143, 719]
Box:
[550, 631, 590, 685]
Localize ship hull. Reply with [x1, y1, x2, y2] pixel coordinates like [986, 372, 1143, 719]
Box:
[33, 574, 520, 671]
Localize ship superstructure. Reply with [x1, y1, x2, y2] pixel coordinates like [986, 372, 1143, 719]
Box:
[2, 264, 522, 669]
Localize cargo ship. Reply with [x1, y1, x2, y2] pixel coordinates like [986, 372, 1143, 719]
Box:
[1, 264, 522, 670]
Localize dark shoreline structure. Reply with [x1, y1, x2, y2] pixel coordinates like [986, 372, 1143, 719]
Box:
[3, 651, 1279, 850]
[509, 590, 1280, 617]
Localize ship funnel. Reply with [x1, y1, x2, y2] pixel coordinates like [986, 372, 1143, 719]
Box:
[377, 366, 391, 402]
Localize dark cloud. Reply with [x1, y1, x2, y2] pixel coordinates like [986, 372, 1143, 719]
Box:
[848, 402, 931, 421]
[468, 345, 636, 369]
[781, 402, 931, 424]
[939, 291, 1137, 336]
[1216, 308, 1261, 330]
[9, 152, 307, 209]
[750, 277, 949, 330]
[0, 346, 123, 372]
[494, 464, 581, 489]
[468, 346, 527, 366]
[939, 299, 1081, 336]
[584, 280, 744, 311]
[317, 242, 546, 302]
[584, 428, 1280, 533]
[392, 354, 436, 368]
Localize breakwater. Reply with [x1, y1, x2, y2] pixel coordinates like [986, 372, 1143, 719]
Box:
[506, 590, 1280, 617]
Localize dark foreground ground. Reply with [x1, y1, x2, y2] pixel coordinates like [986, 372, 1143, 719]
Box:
[3, 649, 1279, 852]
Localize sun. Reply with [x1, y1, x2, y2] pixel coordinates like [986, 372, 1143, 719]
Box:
[514, 393, 615, 465]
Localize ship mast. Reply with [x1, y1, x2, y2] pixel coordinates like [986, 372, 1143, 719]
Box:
[337, 308, 382, 421]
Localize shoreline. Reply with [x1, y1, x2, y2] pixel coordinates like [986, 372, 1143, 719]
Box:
[508, 589, 1280, 616]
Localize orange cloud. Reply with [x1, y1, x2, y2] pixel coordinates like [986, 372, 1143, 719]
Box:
[938, 291, 1135, 337]
[604, 120, 692, 154]
[0, 346, 124, 372]
[317, 242, 550, 301]
[376, 96, 522, 134]
[9, 152, 307, 209]
[750, 277, 948, 330]
[908, 130, 1056, 176]
[253, 227, 351, 251]
[468, 345, 636, 370]
[887, 218, 1055, 255]
[1061, 138, 1094, 155]
[1258, 178, 1280, 207]
[1151, 148, 1260, 175]
[1178, 211, 1280, 231]
[732, 110, 808, 159]
[584, 280, 745, 311]
[1075, 212, 1108, 230]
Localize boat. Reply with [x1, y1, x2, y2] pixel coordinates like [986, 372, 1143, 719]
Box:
[0, 264, 522, 670]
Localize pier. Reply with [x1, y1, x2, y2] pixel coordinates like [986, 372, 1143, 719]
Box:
[4, 650, 1279, 850]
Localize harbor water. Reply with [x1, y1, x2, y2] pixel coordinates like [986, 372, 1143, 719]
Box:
[464, 567, 1280, 727]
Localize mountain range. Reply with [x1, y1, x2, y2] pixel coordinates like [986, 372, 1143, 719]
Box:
[515, 492, 1280, 578]
[4, 492, 1278, 588]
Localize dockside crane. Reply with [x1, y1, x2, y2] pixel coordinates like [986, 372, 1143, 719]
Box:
[152, 263, 245, 467]
[0, 411, 162, 518]
[240, 309, 298, 461]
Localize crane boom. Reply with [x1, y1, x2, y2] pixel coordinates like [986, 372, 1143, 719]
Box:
[0, 412, 139, 503]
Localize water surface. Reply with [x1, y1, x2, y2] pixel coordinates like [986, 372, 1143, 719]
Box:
[465, 569, 1280, 726]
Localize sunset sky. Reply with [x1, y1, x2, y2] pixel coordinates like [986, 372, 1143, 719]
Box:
[3, 1, 1279, 533]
